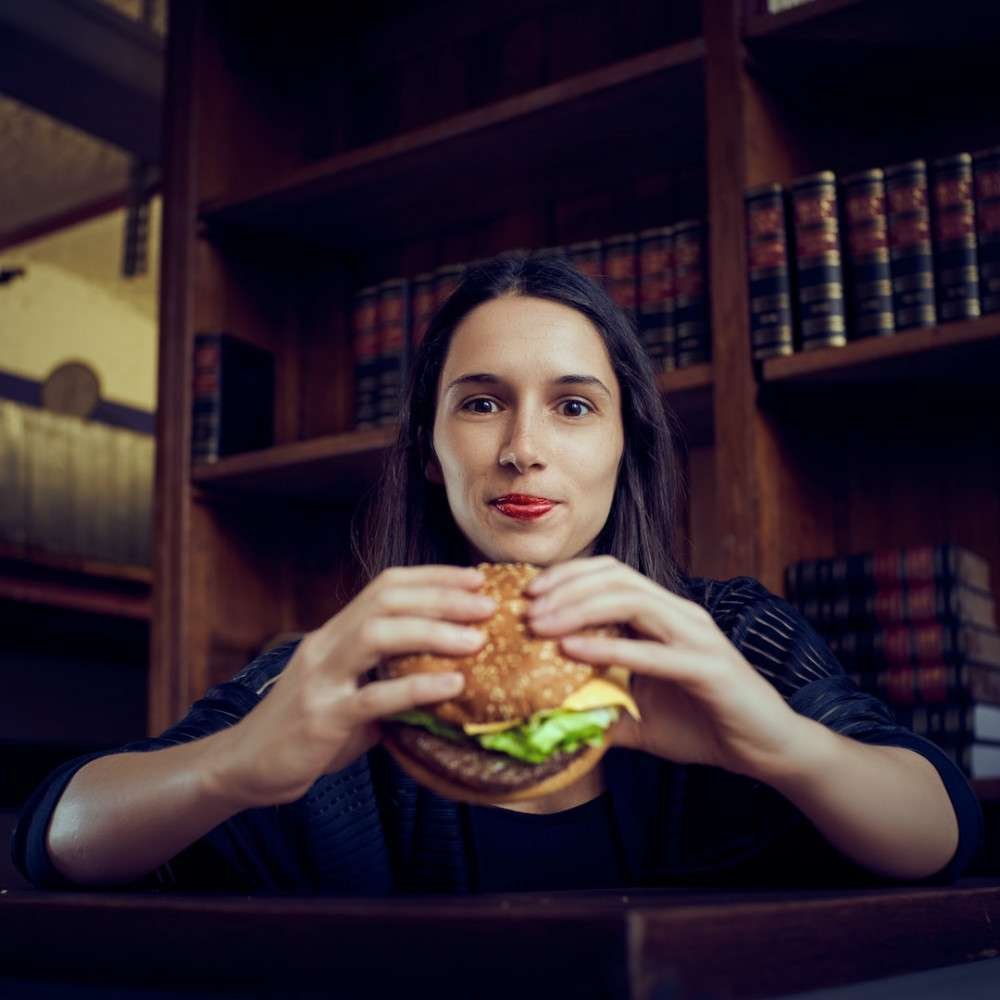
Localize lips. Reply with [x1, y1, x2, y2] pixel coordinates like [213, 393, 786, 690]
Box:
[492, 494, 557, 521]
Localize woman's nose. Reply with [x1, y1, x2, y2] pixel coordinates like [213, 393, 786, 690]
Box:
[499, 419, 546, 473]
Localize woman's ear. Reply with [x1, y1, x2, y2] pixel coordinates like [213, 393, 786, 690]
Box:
[425, 454, 444, 484]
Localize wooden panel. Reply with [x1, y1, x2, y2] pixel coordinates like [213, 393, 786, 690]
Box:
[687, 444, 726, 582]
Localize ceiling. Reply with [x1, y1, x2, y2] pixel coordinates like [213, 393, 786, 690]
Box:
[0, 0, 165, 244]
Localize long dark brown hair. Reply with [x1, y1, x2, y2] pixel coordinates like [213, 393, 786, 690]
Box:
[353, 250, 690, 596]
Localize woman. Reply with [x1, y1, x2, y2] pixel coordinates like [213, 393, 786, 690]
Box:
[13, 252, 981, 893]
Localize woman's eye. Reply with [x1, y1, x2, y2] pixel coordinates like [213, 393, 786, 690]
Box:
[463, 397, 499, 414]
[559, 399, 594, 418]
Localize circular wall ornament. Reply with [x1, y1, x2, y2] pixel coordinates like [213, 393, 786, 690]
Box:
[40, 361, 102, 418]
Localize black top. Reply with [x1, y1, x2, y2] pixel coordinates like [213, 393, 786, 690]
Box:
[11, 575, 986, 895]
[469, 793, 626, 893]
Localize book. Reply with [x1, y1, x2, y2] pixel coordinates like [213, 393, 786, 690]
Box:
[795, 580, 996, 633]
[972, 146, 1000, 315]
[848, 663, 1000, 707]
[376, 277, 410, 427]
[840, 168, 895, 339]
[351, 288, 380, 431]
[893, 702, 1000, 743]
[885, 159, 937, 330]
[567, 239, 603, 283]
[604, 232, 639, 328]
[191, 332, 275, 462]
[828, 621, 1000, 671]
[638, 225, 677, 372]
[785, 544, 991, 599]
[930, 152, 981, 322]
[941, 741, 1000, 779]
[745, 182, 795, 361]
[673, 219, 711, 367]
[433, 263, 465, 310]
[410, 272, 436, 353]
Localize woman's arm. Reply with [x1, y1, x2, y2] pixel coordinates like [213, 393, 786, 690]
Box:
[745, 714, 959, 880]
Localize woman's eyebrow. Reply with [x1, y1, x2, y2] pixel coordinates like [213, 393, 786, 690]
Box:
[445, 373, 613, 399]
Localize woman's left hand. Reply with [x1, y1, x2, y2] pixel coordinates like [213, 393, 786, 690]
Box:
[526, 556, 809, 782]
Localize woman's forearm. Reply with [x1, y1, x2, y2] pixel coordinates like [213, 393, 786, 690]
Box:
[758, 716, 960, 880]
[46, 728, 246, 886]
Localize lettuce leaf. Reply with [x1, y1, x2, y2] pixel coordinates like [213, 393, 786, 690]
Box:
[388, 706, 619, 764]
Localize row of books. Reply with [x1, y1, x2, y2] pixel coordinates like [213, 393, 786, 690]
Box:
[786, 543, 1000, 778]
[0, 399, 153, 567]
[746, 147, 1000, 361]
[352, 225, 711, 430]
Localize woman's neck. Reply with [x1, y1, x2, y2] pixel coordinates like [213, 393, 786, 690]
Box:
[491, 762, 605, 814]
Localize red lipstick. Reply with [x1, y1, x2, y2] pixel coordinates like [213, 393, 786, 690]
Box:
[492, 494, 556, 520]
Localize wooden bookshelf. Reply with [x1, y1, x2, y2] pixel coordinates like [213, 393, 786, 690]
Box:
[0, 544, 151, 622]
[153, 0, 1000, 789]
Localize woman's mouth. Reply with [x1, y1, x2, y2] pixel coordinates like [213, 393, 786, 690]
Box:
[491, 494, 557, 521]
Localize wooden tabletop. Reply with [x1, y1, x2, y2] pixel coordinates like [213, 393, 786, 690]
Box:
[2, 880, 999, 999]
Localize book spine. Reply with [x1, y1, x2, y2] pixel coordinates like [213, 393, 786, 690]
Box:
[892, 704, 996, 742]
[604, 232, 639, 329]
[745, 182, 795, 361]
[790, 171, 846, 350]
[410, 272, 436, 353]
[433, 263, 465, 311]
[377, 278, 410, 427]
[853, 663, 1000, 707]
[841, 168, 895, 339]
[191, 333, 223, 463]
[828, 621, 1000, 670]
[352, 287, 380, 431]
[638, 226, 676, 373]
[568, 239, 604, 284]
[931, 152, 981, 322]
[885, 159, 937, 330]
[973, 146, 1000, 315]
[673, 219, 711, 367]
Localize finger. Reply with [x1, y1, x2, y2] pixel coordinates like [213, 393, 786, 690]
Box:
[362, 616, 486, 661]
[559, 634, 714, 691]
[524, 555, 617, 596]
[529, 562, 659, 617]
[532, 590, 707, 648]
[375, 584, 496, 622]
[346, 671, 466, 725]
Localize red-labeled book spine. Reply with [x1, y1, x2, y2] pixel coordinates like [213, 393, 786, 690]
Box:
[745, 182, 795, 361]
[849, 664, 1000, 707]
[377, 277, 410, 427]
[638, 225, 676, 373]
[885, 159, 937, 330]
[433, 263, 465, 311]
[410, 272, 436, 353]
[840, 168, 895, 339]
[828, 621, 1000, 671]
[673, 219, 711, 367]
[931, 152, 981, 322]
[790, 170, 846, 350]
[352, 286, 380, 430]
[604, 232, 638, 328]
[972, 146, 1000, 315]
[568, 239, 603, 284]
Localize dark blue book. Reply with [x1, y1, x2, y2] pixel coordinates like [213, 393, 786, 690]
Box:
[377, 277, 410, 427]
[745, 182, 794, 361]
[931, 153, 981, 323]
[972, 146, 1000, 315]
[352, 286, 380, 431]
[673, 219, 711, 367]
[638, 225, 676, 373]
[790, 171, 846, 350]
[885, 159, 937, 330]
[841, 168, 895, 339]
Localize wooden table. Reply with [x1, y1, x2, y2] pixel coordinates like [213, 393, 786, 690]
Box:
[1, 880, 999, 999]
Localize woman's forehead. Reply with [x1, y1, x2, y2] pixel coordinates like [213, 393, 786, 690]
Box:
[442, 296, 616, 383]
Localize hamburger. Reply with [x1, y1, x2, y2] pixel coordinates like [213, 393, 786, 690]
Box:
[379, 562, 639, 805]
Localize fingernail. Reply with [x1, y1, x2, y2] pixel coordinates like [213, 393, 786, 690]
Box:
[439, 672, 465, 690]
[460, 627, 484, 642]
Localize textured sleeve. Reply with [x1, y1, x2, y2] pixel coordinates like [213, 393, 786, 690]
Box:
[688, 576, 984, 883]
[11, 642, 307, 891]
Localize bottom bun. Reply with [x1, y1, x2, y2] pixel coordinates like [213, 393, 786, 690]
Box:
[382, 731, 612, 807]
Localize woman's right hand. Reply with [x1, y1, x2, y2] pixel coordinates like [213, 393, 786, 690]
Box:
[210, 565, 495, 810]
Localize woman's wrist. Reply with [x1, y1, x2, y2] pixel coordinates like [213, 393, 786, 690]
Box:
[742, 711, 841, 793]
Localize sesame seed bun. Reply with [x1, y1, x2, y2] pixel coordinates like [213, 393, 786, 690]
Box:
[379, 562, 627, 805]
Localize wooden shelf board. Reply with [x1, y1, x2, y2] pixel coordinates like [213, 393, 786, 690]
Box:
[760, 315, 1000, 390]
[191, 427, 396, 500]
[0, 574, 150, 621]
[0, 544, 151, 586]
[200, 39, 706, 245]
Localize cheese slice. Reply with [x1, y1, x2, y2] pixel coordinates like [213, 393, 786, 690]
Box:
[461, 675, 640, 735]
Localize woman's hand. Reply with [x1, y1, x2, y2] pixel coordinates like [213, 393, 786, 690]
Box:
[212, 565, 495, 809]
[526, 556, 809, 781]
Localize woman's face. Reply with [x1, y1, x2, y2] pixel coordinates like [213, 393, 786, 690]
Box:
[430, 295, 624, 567]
